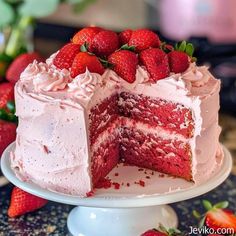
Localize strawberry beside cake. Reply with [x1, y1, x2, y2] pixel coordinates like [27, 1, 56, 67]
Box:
[11, 27, 222, 196]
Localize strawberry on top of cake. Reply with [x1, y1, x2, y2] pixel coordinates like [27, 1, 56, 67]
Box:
[11, 27, 222, 196]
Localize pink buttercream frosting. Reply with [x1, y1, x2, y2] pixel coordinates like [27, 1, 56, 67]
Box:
[182, 63, 212, 87]
[21, 61, 72, 92]
[11, 57, 222, 196]
[68, 69, 102, 103]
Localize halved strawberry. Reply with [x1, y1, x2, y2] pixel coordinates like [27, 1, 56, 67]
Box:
[72, 26, 103, 49]
[119, 29, 133, 45]
[168, 51, 189, 73]
[8, 187, 48, 217]
[139, 48, 169, 81]
[205, 209, 236, 232]
[6, 52, 44, 84]
[53, 43, 81, 69]
[108, 50, 138, 83]
[128, 29, 161, 52]
[0, 120, 16, 156]
[90, 30, 119, 57]
[70, 52, 105, 78]
[193, 200, 236, 234]
[0, 82, 14, 109]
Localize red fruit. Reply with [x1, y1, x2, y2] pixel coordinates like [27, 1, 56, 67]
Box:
[205, 208, 236, 233]
[8, 187, 48, 217]
[108, 50, 138, 83]
[91, 30, 119, 57]
[72, 26, 103, 48]
[0, 120, 16, 156]
[119, 29, 133, 45]
[70, 52, 105, 78]
[139, 48, 170, 81]
[141, 229, 167, 236]
[168, 51, 190, 73]
[128, 29, 161, 52]
[53, 43, 81, 69]
[0, 83, 14, 109]
[6, 52, 44, 84]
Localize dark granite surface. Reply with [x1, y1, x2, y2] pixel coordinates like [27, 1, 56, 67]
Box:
[0, 113, 236, 235]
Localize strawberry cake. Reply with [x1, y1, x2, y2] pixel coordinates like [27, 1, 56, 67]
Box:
[11, 27, 222, 196]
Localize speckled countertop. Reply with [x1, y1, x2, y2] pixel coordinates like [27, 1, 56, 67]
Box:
[0, 113, 236, 236]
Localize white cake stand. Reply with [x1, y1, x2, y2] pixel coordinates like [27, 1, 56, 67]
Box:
[1, 143, 232, 236]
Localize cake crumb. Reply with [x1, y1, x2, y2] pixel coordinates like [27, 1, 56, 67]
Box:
[146, 176, 150, 179]
[127, 183, 130, 187]
[134, 180, 145, 187]
[112, 182, 120, 189]
[114, 172, 119, 176]
[86, 191, 95, 197]
[159, 174, 165, 178]
[138, 168, 144, 171]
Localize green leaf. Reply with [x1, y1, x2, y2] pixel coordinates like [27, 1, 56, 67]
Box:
[192, 210, 201, 219]
[202, 200, 213, 211]
[80, 43, 88, 52]
[19, 0, 59, 18]
[185, 43, 194, 57]
[179, 41, 187, 51]
[6, 101, 15, 114]
[0, 0, 15, 27]
[120, 44, 135, 51]
[199, 216, 206, 228]
[214, 201, 229, 209]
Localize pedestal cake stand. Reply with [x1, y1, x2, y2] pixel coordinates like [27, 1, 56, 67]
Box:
[1, 143, 232, 236]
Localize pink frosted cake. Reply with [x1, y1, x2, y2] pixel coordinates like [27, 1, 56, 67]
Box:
[11, 27, 222, 196]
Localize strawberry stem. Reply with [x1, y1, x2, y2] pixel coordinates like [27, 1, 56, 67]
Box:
[120, 44, 135, 52]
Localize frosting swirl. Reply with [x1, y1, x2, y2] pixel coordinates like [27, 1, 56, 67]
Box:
[182, 63, 212, 87]
[68, 69, 101, 101]
[21, 61, 47, 82]
[33, 66, 71, 92]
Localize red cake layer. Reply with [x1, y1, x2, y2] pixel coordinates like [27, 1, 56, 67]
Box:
[91, 131, 120, 186]
[120, 127, 192, 181]
[119, 92, 194, 138]
[89, 94, 118, 145]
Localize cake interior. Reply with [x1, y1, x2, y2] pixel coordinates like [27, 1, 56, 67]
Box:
[89, 92, 194, 187]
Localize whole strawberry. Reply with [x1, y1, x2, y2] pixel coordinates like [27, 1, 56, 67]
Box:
[139, 48, 170, 81]
[8, 187, 48, 217]
[141, 229, 166, 236]
[141, 225, 183, 236]
[108, 50, 138, 83]
[168, 51, 189, 73]
[0, 120, 16, 156]
[90, 30, 119, 57]
[53, 43, 81, 69]
[128, 29, 161, 52]
[6, 52, 44, 84]
[119, 29, 133, 45]
[70, 52, 105, 78]
[193, 200, 236, 234]
[0, 83, 14, 110]
[72, 26, 103, 49]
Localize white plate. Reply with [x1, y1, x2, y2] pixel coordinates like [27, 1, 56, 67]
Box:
[1, 142, 232, 207]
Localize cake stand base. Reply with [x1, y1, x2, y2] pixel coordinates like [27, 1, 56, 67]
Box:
[67, 205, 177, 236]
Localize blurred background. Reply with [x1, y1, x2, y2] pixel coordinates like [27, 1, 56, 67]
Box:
[0, 0, 236, 163]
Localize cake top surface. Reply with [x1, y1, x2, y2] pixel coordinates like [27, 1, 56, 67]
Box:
[17, 27, 220, 109]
